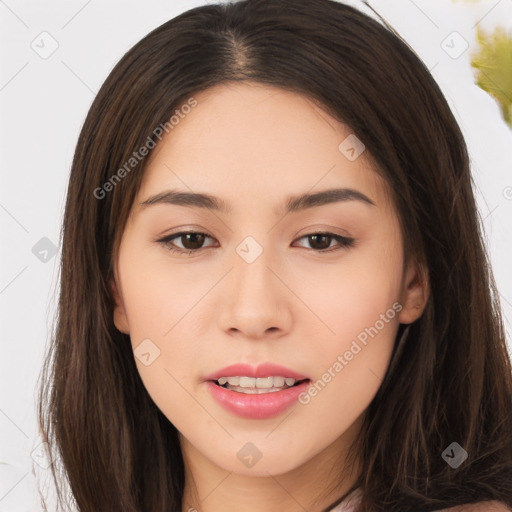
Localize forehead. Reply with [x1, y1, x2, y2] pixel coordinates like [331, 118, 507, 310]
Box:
[137, 82, 390, 214]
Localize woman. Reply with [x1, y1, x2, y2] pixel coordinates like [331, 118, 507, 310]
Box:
[37, 0, 512, 510]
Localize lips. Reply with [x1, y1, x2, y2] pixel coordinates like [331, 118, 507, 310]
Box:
[202, 362, 310, 382]
[205, 379, 312, 419]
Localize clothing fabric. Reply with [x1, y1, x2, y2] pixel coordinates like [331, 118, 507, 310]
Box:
[329, 488, 363, 512]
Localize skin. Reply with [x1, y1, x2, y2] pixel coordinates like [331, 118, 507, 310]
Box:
[110, 82, 431, 512]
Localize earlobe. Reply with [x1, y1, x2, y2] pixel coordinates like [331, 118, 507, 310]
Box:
[398, 261, 430, 325]
[110, 277, 130, 334]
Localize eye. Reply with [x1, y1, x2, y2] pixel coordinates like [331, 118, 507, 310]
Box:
[293, 232, 355, 252]
[156, 231, 355, 255]
[157, 231, 217, 255]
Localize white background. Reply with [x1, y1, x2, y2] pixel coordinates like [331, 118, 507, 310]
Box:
[1, 0, 511, 510]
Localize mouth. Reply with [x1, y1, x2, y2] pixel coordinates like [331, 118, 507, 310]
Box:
[210, 376, 311, 394]
[205, 377, 312, 419]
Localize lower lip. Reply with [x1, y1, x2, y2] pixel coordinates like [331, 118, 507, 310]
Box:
[205, 380, 311, 419]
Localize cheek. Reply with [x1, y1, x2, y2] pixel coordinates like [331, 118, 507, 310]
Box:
[117, 246, 189, 338]
[297, 291, 400, 435]
[300, 246, 403, 347]
[115, 245, 208, 408]
[293, 245, 403, 417]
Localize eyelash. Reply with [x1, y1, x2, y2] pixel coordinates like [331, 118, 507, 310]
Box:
[156, 231, 355, 256]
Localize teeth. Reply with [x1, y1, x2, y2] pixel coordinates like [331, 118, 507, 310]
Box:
[272, 376, 285, 387]
[225, 386, 286, 394]
[216, 376, 299, 388]
[240, 376, 256, 387]
[256, 377, 273, 388]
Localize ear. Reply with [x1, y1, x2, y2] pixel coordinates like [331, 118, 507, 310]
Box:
[110, 276, 130, 334]
[398, 260, 430, 324]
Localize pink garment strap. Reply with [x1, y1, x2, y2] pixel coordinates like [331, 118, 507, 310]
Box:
[329, 488, 363, 512]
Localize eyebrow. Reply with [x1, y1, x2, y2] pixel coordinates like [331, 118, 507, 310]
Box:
[138, 187, 376, 215]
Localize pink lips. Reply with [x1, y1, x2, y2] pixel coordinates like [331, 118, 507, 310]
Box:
[205, 380, 310, 419]
[203, 362, 311, 420]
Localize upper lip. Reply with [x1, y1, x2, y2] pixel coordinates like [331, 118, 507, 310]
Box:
[203, 363, 310, 382]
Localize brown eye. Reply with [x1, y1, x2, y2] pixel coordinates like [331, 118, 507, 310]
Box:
[157, 231, 215, 254]
[177, 232, 207, 250]
[307, 234, 333, 250]
[294, 233, 355, 252]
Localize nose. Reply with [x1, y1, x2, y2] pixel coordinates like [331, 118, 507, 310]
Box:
[216, 245, 293, 341]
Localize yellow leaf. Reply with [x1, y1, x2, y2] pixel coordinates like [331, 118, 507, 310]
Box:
[471, 26, 512, 127]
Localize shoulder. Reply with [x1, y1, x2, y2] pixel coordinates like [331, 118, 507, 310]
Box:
[438, 501, 510, 512]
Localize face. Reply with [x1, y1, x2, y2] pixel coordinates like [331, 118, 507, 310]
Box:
[111, 82, 428, 479]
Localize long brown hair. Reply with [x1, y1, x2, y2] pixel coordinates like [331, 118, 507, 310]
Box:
[37, 0, 512, 510]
